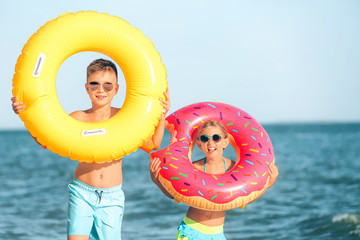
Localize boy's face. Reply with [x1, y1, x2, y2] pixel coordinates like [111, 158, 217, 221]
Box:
[85, 70, 119, 107]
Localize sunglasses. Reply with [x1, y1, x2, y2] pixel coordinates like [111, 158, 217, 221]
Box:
[88, 82, 114, 92]
[198, 134, 223, 143]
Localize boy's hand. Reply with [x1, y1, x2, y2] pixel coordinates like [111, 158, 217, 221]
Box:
[160, 88, 170, 117]
[11, 97, 45, 148]
[11, 97, 26, 114]
[149, 157, 161, 183]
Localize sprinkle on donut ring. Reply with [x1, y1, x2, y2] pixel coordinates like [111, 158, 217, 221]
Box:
[150, 102, 275, 211]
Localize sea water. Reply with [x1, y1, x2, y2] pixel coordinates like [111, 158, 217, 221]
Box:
[0, 123, 359, 240]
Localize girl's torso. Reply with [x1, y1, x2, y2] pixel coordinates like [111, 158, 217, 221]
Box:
[187, 157, 235, 226]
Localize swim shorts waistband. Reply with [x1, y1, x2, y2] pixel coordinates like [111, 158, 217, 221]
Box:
[183, 216, 224, 235]
[72, 178, 123, 193]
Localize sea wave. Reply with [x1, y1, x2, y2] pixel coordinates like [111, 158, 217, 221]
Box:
[332, 213, 360, 224]
[332, 213, 360, 237]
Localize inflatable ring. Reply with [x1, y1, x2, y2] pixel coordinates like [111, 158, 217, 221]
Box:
[12, 11, 167, 163]
[150, 102, 275, 211]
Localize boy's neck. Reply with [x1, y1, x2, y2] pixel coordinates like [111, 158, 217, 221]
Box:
[88, 104, 113, 122]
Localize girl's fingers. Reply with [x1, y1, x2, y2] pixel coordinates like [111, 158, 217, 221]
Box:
[150, 158, 161, 172]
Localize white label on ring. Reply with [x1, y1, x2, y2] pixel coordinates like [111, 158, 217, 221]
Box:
[82, 129, 107, 137]
[33, 53, 46, 77]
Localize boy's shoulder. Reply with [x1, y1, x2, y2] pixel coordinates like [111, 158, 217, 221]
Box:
[110, 107, 120, 117]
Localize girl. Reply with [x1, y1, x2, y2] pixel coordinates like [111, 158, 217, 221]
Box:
[150, 120, 278, 240]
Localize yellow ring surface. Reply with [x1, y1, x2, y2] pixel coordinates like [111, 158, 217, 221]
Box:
[12, 11, 167, 163]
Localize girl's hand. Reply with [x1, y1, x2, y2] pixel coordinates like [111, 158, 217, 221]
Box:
[149, 157, 174, 199]
[160, 88, 170, 117]
[149, 157, 162, 183]
[11, 97, 26, 114]
[267, 163, 279, 188]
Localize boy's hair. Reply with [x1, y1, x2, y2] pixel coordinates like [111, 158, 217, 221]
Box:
[197, 120, 228, 138]
[87, 58, 118, 80]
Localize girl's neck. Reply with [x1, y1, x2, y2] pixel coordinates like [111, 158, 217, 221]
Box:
[204, 156, 227, 174]
[204, 155, 222, 163]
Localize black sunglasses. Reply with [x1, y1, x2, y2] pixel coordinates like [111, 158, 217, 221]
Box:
[88, 81, 114, 92]
[198, 134, 223, 143]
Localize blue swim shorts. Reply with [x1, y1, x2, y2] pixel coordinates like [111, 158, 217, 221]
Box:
[67, 178, 125, 240]
[177, 216, 227, 240]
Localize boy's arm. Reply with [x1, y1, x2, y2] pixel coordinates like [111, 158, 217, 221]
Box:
[151, 116, 166, 149]
[11, 97, 44, 147]
[152, 89, 170, 149]
[144, 89, 171, 150]
[149, 157, 174, 199]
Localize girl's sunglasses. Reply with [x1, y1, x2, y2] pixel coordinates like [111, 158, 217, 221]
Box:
[88, 82, 114, 92]
[198, 134, 222, 143]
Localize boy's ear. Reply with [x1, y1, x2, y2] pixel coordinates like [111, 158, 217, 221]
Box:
[114, 83, 119, 94]
[85, 83, 90, 93]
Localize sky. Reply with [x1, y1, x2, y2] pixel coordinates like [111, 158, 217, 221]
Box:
[1, 0, 360, 130]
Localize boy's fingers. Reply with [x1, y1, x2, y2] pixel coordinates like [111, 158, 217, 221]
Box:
[13, 101, 22, 107]
[160, 98, 170, 106]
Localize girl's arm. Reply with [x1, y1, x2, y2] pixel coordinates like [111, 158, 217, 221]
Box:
[149, 157, 174, 199]
[246, 163, 278, 205]
[266, 163, 279, 189]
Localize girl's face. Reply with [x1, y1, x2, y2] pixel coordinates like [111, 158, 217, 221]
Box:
[196, 126, 229, 159]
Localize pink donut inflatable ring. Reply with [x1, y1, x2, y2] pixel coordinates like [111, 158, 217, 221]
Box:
[150, 102, 275, 211]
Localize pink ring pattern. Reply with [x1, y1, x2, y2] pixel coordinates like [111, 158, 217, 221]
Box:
[151, 102, 275, 210]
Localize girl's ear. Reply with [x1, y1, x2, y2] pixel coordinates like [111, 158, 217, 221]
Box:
[195, 138, 201, 148]
[223, 135, 230, 149]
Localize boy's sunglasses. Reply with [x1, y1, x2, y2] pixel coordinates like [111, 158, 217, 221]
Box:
[198, 134, 222, 143]
[88, 82, 114, 92]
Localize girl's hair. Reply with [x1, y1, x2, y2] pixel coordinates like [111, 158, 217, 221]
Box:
[197, 120, 228, 138]
[87, 58, 118, 80]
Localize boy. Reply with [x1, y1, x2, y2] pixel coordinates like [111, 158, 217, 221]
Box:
[12, 58, 170, 240]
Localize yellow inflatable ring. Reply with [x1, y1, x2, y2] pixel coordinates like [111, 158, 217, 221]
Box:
[12, 11, 167, 163]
